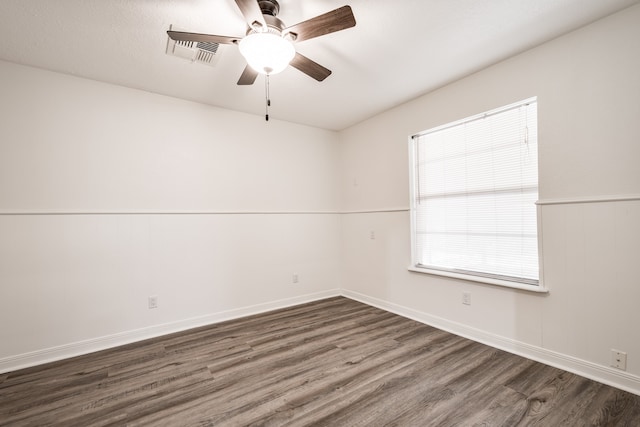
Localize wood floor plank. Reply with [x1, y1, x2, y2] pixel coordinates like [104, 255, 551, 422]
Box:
[2, 296, 640, 426]
[571, 386, 640, 426]
[283, 340, 498, 426]
[250, 336, 487, 426]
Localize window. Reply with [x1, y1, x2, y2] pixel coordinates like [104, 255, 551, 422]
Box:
[409, 98, 541, 290]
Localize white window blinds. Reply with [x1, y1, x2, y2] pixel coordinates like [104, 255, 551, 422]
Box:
[411, 98, 539, 285]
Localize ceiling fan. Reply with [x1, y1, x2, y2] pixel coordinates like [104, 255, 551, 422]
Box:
[166, 0, 356, 85]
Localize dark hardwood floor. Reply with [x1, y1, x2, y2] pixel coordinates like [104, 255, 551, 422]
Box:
[2, 296, 640, 426]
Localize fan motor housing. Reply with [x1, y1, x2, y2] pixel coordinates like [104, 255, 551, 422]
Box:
[258, 0, 280, 16]
[258, 0, 287, 35]
[265, 15, 286, 33]
[246, 14, 287, 36]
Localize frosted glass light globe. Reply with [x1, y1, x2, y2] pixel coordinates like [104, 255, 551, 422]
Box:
[239, 32, 295, 75]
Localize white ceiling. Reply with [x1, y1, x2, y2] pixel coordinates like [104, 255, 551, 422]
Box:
[0, 0, 638, 130]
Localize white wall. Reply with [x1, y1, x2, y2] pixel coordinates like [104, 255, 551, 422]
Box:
[0, 60, 341, 370]
[338, 4, 640, 394]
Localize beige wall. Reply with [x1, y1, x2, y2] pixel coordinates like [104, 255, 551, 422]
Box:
[338, 4, 640, 393]
[0, 61, 342, 368]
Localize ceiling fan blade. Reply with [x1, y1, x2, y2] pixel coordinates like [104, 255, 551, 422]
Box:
[234, 0, 267, 31]
[237, 65, 259, 85]
[284, 6, 356, 43]
[290, 53, 332, 82]
[167, 30, 240, 45]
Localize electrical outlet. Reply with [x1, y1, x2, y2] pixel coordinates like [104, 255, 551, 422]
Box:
[370, 231, 376, 240]
[292, 274, 299, 284]
[611, 349, 627, 370]
[148, 295, 158, 309]
[462, 292, 471, 306]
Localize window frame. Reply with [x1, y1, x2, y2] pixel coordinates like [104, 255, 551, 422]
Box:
[408, 98, 546, 293]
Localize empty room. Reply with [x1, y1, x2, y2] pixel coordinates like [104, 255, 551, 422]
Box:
[1, 0, 640, 425]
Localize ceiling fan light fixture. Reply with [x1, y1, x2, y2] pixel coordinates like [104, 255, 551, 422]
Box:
[239, 32, 295, 75]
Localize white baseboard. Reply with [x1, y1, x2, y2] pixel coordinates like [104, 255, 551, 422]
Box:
[341, 289, 640, 396]
[0, 289, 341, 374]
[5, 287, 640, 397]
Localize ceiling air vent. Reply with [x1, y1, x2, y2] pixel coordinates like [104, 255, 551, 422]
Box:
[166, 31, 221, 66]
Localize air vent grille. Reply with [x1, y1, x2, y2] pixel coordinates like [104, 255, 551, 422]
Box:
[166, 34, 221, 66]
[196, 41, 219, 54]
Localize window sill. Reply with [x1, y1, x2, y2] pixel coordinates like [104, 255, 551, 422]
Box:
[407, 266, 548, 294]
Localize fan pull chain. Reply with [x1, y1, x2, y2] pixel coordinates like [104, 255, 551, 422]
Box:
[265, 74, 271, 121]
